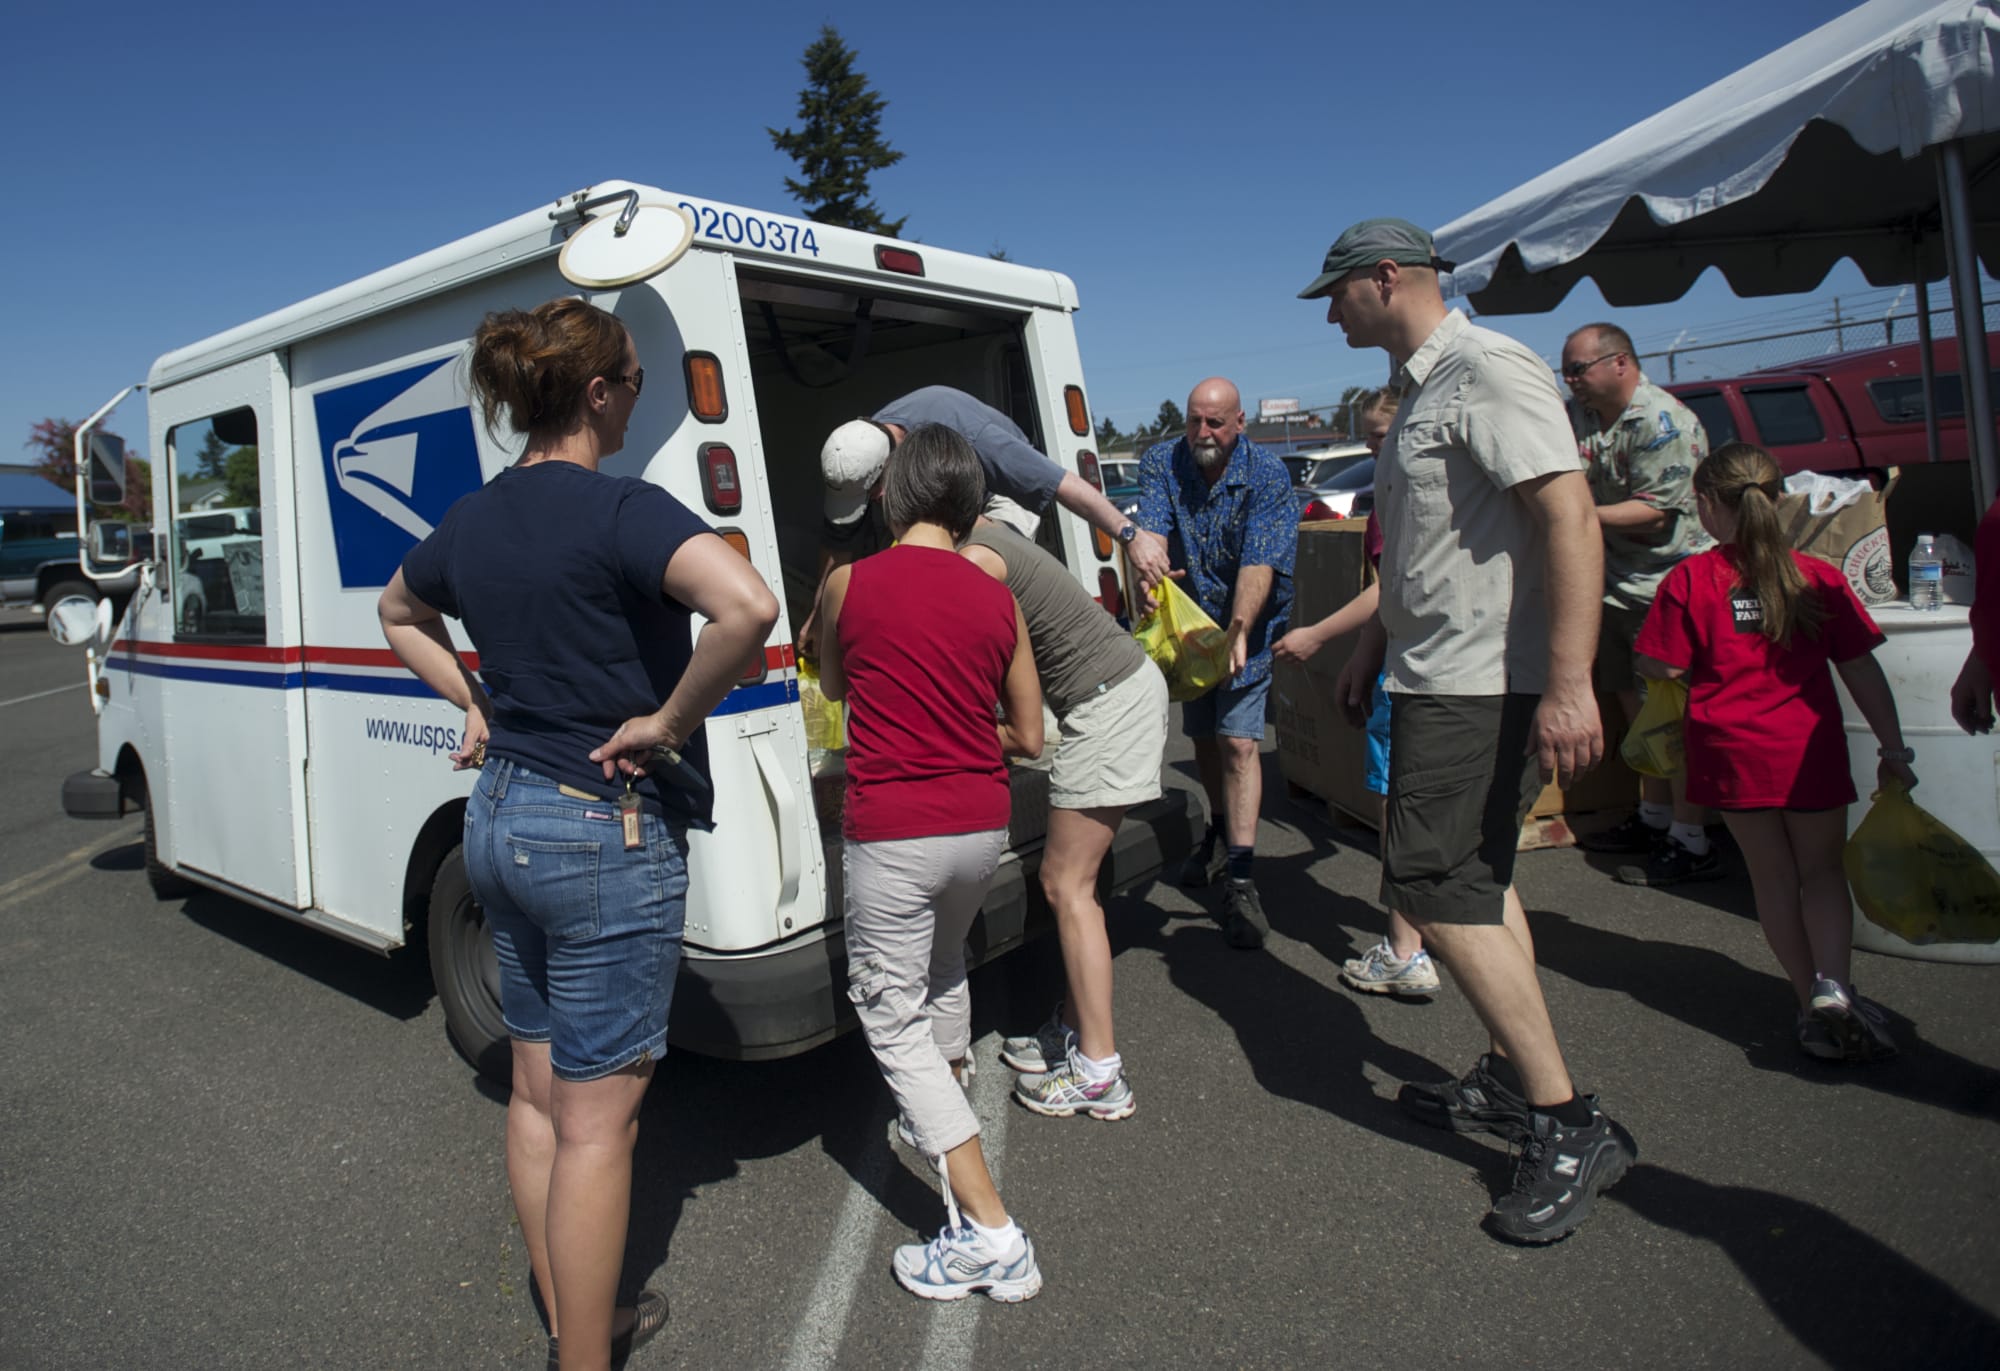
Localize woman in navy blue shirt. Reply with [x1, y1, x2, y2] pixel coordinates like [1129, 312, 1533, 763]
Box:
[379, 297, 777, 1370]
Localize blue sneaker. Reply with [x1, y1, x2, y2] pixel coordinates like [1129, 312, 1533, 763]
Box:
[892, 1224, 1043, 1303]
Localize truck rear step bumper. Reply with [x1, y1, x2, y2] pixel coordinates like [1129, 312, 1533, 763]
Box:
[63, 769, 126, 819]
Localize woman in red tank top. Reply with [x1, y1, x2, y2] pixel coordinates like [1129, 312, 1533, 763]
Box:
[816, 424, 1048, 1302]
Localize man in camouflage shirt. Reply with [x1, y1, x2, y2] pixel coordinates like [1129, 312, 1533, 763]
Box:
[1562, 322, 1718, 886]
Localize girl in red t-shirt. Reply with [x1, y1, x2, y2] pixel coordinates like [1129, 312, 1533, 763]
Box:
[1634, 443, 1915, 1064]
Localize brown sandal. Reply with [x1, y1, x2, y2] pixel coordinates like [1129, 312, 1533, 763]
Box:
[544, 1289, 669, 1369]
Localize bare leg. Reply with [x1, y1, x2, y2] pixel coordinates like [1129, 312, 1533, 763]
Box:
[1786, 807, 1855, 988]
[1191, 736, 1226, 835]
[1721, 810, 1812, 1005]
[1040, 805, 1122, 1061]
[1218, 735, 1262, 849]
[505, 1040, 558, 1336]
[547, 1062, 654, 1371]
[942, 1134, 1008, 1228]
[1668, 771, 1707, 830]
[1485, 884, 1537, 1058]
[1416, 917, 1574, 1107]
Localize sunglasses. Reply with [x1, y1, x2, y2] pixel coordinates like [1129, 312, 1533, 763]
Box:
[608, 368, 645, 396]
[1560, 353, 1622, 380]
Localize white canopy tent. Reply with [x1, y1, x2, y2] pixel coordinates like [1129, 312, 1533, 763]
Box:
[1435, 0, 2000, 507]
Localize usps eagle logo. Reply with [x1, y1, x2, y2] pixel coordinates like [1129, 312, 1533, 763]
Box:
[313, 357, 484, 588]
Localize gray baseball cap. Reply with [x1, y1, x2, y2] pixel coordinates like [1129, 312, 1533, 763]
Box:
[1297, 218, 1454, 298]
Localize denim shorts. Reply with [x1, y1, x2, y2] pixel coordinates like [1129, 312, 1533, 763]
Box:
[1364, 672, 1393, 796]
[1180, 671, 1272, 741]
[464, 758, 689, 1082]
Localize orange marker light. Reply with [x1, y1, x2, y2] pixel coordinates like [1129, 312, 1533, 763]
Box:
[1064, 386, 1089, 436]
[685, 353, 727, 421]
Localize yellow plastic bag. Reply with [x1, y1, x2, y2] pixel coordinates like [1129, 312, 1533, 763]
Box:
[1844, 782, 2000, 946]
[797, 659, 845, 753]
[1133, 579, 1236, 703]
[1619, 676, 1688, 779]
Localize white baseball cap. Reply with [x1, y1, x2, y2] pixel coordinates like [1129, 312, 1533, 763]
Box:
[821, 419, 893, 525]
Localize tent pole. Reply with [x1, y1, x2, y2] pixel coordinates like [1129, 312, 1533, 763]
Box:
[1936, 140, 1998, 512]
[1915, 257, 1941, 466]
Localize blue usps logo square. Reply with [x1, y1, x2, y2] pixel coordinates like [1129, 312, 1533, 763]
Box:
[314, 357, 483, 589]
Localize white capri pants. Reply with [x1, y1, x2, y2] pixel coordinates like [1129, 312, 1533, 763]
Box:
[843, 828, 1007, 1156]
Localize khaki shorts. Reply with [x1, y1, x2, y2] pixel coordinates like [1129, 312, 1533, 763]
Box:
[1050, 665, 1168, 811]
[1595, 598, 1652, 695]
[1381, 693, 1543, 926]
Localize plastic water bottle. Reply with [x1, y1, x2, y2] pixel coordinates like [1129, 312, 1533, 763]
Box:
[1908, 534, 1943, 611]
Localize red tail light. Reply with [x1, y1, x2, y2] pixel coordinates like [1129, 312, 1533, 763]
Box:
[1300, 499, 1337, 522]
[1076, 450, 1102, 490]
[1097, 568, 1125, 618]
[876, 246, 925, 276]
[700, 444, 742, 515]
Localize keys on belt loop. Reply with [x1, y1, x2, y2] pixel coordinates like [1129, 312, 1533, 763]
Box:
[618, 774, 643, 851]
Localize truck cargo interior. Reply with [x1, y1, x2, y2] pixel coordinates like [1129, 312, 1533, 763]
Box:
[733, 269, 1064, 631]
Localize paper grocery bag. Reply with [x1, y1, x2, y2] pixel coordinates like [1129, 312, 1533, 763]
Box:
[1777, 472, 1898, 605]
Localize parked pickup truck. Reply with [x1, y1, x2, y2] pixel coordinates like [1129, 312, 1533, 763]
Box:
[1661, 330, 1999, 477]
[1662, 330, 1999, 577]
[0, 507, 139, 615]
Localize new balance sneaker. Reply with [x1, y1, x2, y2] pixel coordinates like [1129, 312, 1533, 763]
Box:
[1614, 836, 1721, 887]
[1574, 813, 1668, 855]
[1398, 1053, 1532, 1141]
[1488, 1100, 1637, 1245]
[1809, 978, 1900, 1063]
[999, 1004, 1075, 1074]
[1013, 1050, 1137, 1121]
[1219, 878, 1269, 950]
[892, 1224, 1043, 1303]
[1178, 836, 1225, 888]
[1341, 941, 1442, 997]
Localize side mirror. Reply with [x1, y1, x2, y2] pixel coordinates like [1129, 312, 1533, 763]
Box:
[90, 520, 135, 565]
[87, 431, 127, 506]
[46, 595, 101, 647]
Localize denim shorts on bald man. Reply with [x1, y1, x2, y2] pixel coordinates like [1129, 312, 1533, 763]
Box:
[1179, 671, 1272, 741]
[463, 758, 688, 1082]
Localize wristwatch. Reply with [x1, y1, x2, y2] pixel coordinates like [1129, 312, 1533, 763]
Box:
[1878, 746, 1916, 762]
[1116, 522, 1138, 546]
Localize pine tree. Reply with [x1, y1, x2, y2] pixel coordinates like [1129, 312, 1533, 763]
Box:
[1154, 400, 1185, 436]
[768, 26, 907, 237]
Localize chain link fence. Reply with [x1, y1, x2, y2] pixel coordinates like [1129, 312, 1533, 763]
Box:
[1636, 300, 2000, 382]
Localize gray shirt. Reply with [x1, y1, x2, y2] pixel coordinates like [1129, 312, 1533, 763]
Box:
[875, 387, 1066, 513]
[1378, 311, 1585, 696]
[962, 521, 1144, 715]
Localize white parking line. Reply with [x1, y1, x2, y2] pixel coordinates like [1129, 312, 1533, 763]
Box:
[0, 682, 84, 709]
[918, 1033, 1012, 1371]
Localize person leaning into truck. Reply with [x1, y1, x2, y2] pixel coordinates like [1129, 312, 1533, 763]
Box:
[1137, 377, 1296, 951]
[1560, 322, 1719, 887]
[378, 297, 780, 1370]
[962, 513, 1168, 1120]
[798, 385, 1172, 654]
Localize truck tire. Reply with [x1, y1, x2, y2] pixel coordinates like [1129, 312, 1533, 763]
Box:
[135, 775, 196, 900]
[40, 579, 94, 615]
[427, 844, 512, 1086]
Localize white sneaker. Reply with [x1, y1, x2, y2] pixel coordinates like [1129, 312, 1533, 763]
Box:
[892, 1224, 1043, 1303]
[1340, 940, 1441, 997]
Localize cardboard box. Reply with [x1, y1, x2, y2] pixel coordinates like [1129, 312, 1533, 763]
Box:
[1276, 521, 1638, 841]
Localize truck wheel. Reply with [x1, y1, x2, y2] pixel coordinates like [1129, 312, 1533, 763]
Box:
[427, 844, 512, 1086]
[40, 580, 94, 615]
[135, 775, 195, 900]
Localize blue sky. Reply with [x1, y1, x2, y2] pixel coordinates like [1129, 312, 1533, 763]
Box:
[3, 0, 1911, 464]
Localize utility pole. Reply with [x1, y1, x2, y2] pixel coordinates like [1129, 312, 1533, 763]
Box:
[1833, 296, 1845, 352]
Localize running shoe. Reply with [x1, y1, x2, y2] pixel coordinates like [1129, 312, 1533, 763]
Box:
[1220, 878, 1269, 950]
[1795, 1009, 1843, 1061]
[1614, 836, 1721, 887]
[1488, 1100, 1637, 1245]
[1574, 813, 1668, 854]
[1398, 1052, 1532, 1141]
[1178, 836, 1226, 888]
[1809, 978, 1900, 1063]
[999, 1004, 1074, 1074]
[1340, 941, 1442, 997]
[892, 1224, 1043, 1303]
[1013, 1050, 1137, 1121]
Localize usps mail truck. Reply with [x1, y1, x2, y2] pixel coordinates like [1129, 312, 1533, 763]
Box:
[59, 181, 1198, 1083]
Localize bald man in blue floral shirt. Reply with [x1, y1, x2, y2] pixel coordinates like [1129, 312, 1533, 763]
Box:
[1137, 377, 1296, 949]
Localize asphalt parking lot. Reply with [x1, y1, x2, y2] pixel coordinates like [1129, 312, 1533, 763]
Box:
[4, 608, 1998, 1369]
